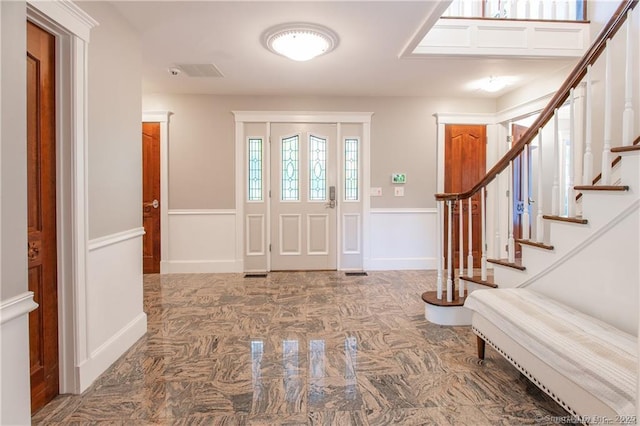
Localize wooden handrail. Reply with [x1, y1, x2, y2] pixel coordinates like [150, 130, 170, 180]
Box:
[436, 0, 638, 202]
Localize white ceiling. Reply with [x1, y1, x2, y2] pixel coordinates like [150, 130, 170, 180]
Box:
[109, 1, 578, 98]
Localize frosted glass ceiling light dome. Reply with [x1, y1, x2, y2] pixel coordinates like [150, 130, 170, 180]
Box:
[263, 23, 338, 62]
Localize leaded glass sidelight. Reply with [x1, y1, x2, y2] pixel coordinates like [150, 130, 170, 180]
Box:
[344, 138, 359, 201]
[281, 135, 299, 201]
[248, 138, 263, 201]
[309, 135, 327, 201]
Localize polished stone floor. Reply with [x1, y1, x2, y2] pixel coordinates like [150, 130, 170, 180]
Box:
[33, 271, 568, 425]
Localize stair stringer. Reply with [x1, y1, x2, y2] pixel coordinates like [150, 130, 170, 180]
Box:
[518, 198, 639, 335]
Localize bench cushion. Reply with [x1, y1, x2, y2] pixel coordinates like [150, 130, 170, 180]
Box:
[464, 288, 637, 415]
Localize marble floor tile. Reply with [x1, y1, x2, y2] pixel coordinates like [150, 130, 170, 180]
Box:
[32, 270, 569, 425]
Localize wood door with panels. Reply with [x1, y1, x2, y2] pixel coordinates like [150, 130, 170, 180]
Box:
[27, 20, 59, 413]
[444, 124, 486, 269]
[511, 123, 531, 258]
[142, 122, 161, 273]
[270, 123, 337, 270]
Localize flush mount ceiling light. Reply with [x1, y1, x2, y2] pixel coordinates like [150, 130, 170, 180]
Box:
[466, 76, 516, 93]
[482, 76, 508, 92]
[262, 23, 339, 62]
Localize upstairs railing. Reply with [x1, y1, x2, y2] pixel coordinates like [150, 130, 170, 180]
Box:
[434, 0, 638, 303]
[442, 0, 587, 21]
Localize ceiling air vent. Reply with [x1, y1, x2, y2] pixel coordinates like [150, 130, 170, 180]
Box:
[175, 63, 224, 78]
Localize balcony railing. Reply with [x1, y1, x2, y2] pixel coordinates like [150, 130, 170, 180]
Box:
[442, 0, 587, 21]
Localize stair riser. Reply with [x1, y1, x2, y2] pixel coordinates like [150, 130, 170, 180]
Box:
[463, 281, 494, 294]
[518, 245, 555, 276]
[546, 221, 592, 252]
[620, 151, 640, 193]
[581, 191, 635, 229]
[492, 265, 527, 288]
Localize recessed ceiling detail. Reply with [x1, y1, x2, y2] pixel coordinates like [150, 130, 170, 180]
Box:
[175, 63, 224, 78]
[262, 22, 339, 62]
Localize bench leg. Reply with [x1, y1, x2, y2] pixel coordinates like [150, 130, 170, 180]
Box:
[477, 336, 486, 360]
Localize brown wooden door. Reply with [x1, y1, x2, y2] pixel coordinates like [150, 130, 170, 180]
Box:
[444, 124, 486, 269]
[27, 21, 59, 413]
[142, 122, 161, 273]
[511, 124, 531, 259]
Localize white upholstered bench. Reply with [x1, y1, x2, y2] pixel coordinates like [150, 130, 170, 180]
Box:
[464, 288, 637, 422]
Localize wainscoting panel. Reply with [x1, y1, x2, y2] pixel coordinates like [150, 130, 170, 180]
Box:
[166, 210, 240, 273]
[0, 292, 38, 425]
[246, 214, 265, 256]
[84, 228, 146, 391]
[368, 209, 438, 270]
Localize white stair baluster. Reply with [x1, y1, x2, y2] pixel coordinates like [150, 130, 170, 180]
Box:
[536, 128, 544, 243]
[436, 201, 443, 300]
[481, 186, 488, 281]
[467, 197, 473, 277]
[525, 0, 531, 19]
[622, 11, 634, 147]
[583, 65, 593, 186]
[459, 199, 464, 278]
[510, 0, 517, 18]
[568, 87, 576, 216]
[538, 0, 544, 19]
[522, 146, 530, 239]
[552, 109, 560, 215]
[508, 159, 515, 263]
[551, 0, 557, 20]
[447, 200, 453, 303]
[602, 39, 612, 185]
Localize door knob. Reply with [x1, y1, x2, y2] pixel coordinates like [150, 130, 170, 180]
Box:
[145, 199, 159, 209]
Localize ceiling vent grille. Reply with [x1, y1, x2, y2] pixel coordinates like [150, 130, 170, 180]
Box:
[175, 63, 224, 78]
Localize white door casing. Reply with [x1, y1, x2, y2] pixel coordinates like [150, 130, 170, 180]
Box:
[270, 123, 337, 270]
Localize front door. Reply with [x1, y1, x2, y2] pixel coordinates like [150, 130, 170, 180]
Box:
[270, 123, 337, 270]
[142, 122, 161, 273]
[27, 20, 59, 413]
[444, 124, 486, 269]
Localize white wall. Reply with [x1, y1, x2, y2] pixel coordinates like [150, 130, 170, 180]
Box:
[80, 1, 143, 240]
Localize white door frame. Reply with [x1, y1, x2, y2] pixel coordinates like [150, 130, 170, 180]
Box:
[233, 111, 373, 272]
[26, 1, 97, 393]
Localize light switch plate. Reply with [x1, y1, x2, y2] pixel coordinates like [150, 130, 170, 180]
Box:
[394, 187, 404, 197]
[370, 187, 382, 196]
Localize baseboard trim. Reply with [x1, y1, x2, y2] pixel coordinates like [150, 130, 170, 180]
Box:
[367, 257, 437, 271]
[88, 227, 145, 251]
[164, 260, 242, 274]
[77, 312, 147, 392]
[0, 292, 38, 325]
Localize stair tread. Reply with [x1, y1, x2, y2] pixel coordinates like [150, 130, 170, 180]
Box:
[422, 290, 467, 307]
[611, 145, 640, 153]
[459, 274, 498, 288]
[574, 185, 629, 191]
[487, 258, 526, 271]
[515, 239, 555, 250]
[543, 215, 588, 225]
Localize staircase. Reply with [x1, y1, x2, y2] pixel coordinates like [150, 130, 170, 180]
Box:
[423, 0, 640, 331]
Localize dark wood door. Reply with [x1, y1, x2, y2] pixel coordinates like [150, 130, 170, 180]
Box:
[511, 124, 531, 258]
[27, 21, 59, 413]
[444, 124, 486, 269]
[142, 122, 161, 273]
